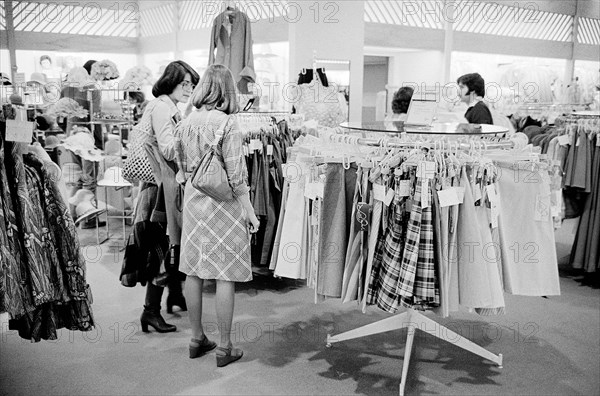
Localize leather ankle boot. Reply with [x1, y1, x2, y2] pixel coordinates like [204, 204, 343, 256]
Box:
[140, 306, 176, 333]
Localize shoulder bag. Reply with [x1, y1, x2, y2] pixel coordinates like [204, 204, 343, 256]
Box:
[190, 115, 234, 201]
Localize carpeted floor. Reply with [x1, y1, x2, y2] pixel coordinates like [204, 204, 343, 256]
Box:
[0, 219, 598, 395]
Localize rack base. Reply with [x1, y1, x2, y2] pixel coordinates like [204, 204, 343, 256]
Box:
[326, 308, 503, 396]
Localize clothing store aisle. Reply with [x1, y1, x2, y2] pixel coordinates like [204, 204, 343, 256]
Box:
[1, 225, 598, 396]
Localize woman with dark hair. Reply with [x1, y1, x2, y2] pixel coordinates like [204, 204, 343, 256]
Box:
[176, 64, 259, 367]
[457, 72, 493, 125]
[387, 86, 414, 122]
[134, 60, 200, 333]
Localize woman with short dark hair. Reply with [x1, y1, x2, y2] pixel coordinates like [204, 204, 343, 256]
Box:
[176, 64, 259, 367]
[457, 72, 493, 125]
[135, 60, 200, 333]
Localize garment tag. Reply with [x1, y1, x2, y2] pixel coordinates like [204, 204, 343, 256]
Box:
[473, 183, 482, 202]
[417, 161, 436, 179]
[384, 188, 395, 206]
[314, 182, 324, 198]
[557, 135, 570, 146]
[576, 137, 581, 147]
[437, 188, 460, 208]
[243, 144, 249, 156]
[597, 136, 600, 147]
[398, 180, 411, 197]
[5, 120, 34, 143]
[490, 204, 499, 229]
[534, 193, 550, 221]
[267, 144, 274, 156]
[421, 179, 430, 209]
[304, 183, 317, 200]
[250, 139, 262, 151]
[372, 183, 386, 202]
[486, 184, 497, 204]
[455, 186, 465, 204]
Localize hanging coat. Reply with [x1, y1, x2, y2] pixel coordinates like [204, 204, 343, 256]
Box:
[208, 9, 256, 94]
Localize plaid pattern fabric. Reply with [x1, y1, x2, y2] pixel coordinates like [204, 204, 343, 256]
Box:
[397, 178, 440, 309]
[180, 182, 252, 281]
[372, 171, 411, 313]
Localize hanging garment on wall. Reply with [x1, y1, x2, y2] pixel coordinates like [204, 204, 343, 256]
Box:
[208, 8, 256, 94]
[297, 68, 329, 87]
[294, 79, 348, 128]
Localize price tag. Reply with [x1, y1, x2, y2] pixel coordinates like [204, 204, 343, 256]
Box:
[304, 183, 317, 200]
[267, 144, 274, 156]
[455, 186, 465, 204]
[397, 180, 411, 197]
[576, 137, 581, 147]
[417, 161, 436, 179]
[597, 136, 600, 147]
[490, 204, 499, 229]
[372, 183, 386, 202]
[242, 144, 249, 156]
[473, 183, 482, 202]
[384, 188, 395, 206]
[557, 135, 570, 146]
[486, 184, 497, 204]
[437, 188, 461, 208]
[534, 193, 550, 222]
[314, 182, 324, 198]
[421, 179, 430, 209]
[5, 120, 34, 143]
[250, 139, 262, 151]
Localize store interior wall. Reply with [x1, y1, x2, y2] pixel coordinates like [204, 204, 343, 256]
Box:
[362, 56, 388, 122]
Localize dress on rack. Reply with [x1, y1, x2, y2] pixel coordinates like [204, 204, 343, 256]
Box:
[177, 109, 252, 282]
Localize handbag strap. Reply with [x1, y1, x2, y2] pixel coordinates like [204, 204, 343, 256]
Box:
[211, 114, 231, 148]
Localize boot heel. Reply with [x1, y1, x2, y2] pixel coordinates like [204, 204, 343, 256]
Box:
[166, 305, 173, 314]
[141, 322, 149, 333]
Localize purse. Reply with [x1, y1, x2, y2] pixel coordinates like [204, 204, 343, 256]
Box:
[122, 119, 156, 183]
[190, 115, 234, 201]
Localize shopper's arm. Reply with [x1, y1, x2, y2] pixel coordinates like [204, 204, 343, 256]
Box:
[151, 101, 177, 161]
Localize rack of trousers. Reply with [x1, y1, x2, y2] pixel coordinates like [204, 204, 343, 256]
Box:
[269, 125, 561, 395]
[236, 112, 304, 267]
[0, 104, 95, 342]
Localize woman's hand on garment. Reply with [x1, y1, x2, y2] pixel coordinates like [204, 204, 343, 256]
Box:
[247, 213, 260, 234]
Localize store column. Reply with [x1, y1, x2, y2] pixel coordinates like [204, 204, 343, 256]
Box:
[288, 0, 365, 123]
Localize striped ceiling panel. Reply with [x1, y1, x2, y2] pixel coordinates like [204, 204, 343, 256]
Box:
[179, 0, 289, 31]
[140, 3, 174, 37]
[452, 1, 573, 42]
[10, 1, 136, 37]
[365, 0, 444, 29]
[0, 2, 5, 30]
[577, 17, 600, 45]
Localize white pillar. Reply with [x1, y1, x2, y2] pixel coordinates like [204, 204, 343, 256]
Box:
[442, 0, 454, 85]
[288, 0, 365, 122]
[4, 0, 17, 84]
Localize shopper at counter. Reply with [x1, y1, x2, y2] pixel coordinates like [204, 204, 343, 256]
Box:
[386, 86, 414, 122]
[176, 64, 259, 367]
[457, 72, 494, 125]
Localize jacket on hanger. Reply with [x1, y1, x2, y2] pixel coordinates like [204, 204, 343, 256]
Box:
[208, 8, 256, 94]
